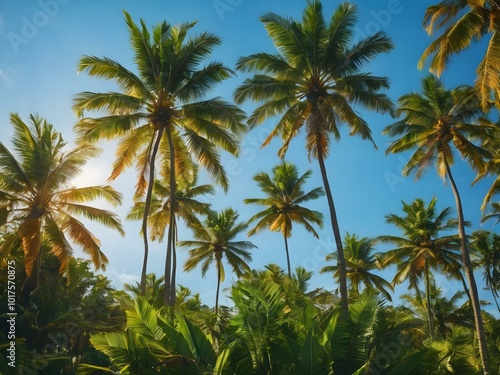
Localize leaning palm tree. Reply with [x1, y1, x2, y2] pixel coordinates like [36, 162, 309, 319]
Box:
[180, 208, 255, 315]
[233, 0, 394, 314]
[383, 75, 493, 373]
[0, 113, 124, 299]
[321, 232, 393, 302]
[126, 167, 214, 305]
[471, 230, 500, 314]
[244, 162, 324, 277]
[419, 0, 500, 110]
[73, 11, 246, 300]
[377, 198, 464, 336]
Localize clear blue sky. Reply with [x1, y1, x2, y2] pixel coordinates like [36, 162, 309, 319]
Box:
[0, 0, 496, 313]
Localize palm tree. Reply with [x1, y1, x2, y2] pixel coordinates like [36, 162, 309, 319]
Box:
[471, 230, 500, 313]
[0, 113, 124, 299]
[180, 208, 255, 315]
[383, 75, 493, 373]
[126, 167, 213, 305]
[321, 232, 393, 302]
[419, 0, 500, 110]
[377, 198, 464, 336]
[244, 162, 324, 277]
[73, 11, 246, 300]
[233, 0, 394, 314]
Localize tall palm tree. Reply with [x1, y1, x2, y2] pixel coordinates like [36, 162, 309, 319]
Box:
[471, 230, 500, 313]
[244, 162, 324, 277]
[383, 75, 493, 373]
[73, 11, 246, 300]
[0, 113, 124, 298]
[126, 167, 213, 305]
[377, 198, 464, 336]
[180, 208, 255, 315]
[321, 232, 393, 302]
[233, 0, 394, 314]
[419, 0, 500, 110]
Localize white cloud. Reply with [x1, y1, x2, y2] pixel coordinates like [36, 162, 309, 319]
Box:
[0, 66, 12, 84]
[105, 268, 140, 288]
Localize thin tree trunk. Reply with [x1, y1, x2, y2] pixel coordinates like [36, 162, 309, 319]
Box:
[491, 287, 500, 314]
[141, 128, 165, 295]
[165, 217, 174, 306]
[444, 157, 490, 375]
[164, 124, 177, 307]
[316, 145, 349, 316]
[170, 219, 177, 306]
[424, 263, 434, 336]
[283, 222, 291, 277]
[215, 259, 221, 316]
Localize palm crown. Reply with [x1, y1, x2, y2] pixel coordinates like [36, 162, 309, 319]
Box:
[244, 162, 323, 276]
[321, 233, 393, 301]
[419, 0, 500, 109]
[234, 1, 394, 157]
[0, 113, 124, 281]
[180, 208, 255, 314]
[384, 75, 492, 180]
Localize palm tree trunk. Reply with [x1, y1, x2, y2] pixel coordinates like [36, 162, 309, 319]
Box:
[283, 223, 291, 277]
[141, 127, 165, 295]
[170, 219, 177, 306]
[215, 260, 221, 316]
[444, 157, 490, 375]
[165, 218, 174, 306]
[491, 287, 500, 314]
[424, 263, 434, 336]
[164, 124, 177, 307]
[316, 144, 349, 316]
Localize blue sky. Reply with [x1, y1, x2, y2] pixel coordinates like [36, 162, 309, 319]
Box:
[0, 0, 497, 314]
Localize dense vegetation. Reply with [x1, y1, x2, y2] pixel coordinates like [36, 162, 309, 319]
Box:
[1, 1, 500, 374]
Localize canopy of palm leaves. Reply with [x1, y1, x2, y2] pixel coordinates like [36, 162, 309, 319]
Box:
[321, 232, 393, 301]
[73, 12, 246, 193]
[234, 1, 394, 157]
[126, 166, 213, 242]
[180, 208, 255, 313]
[244, 161, 323, 276]
[419, 0, 500, 110]
[0, 113, 124, 279]
[378, 198, 462, 290]
[384, 74, 492, 181]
